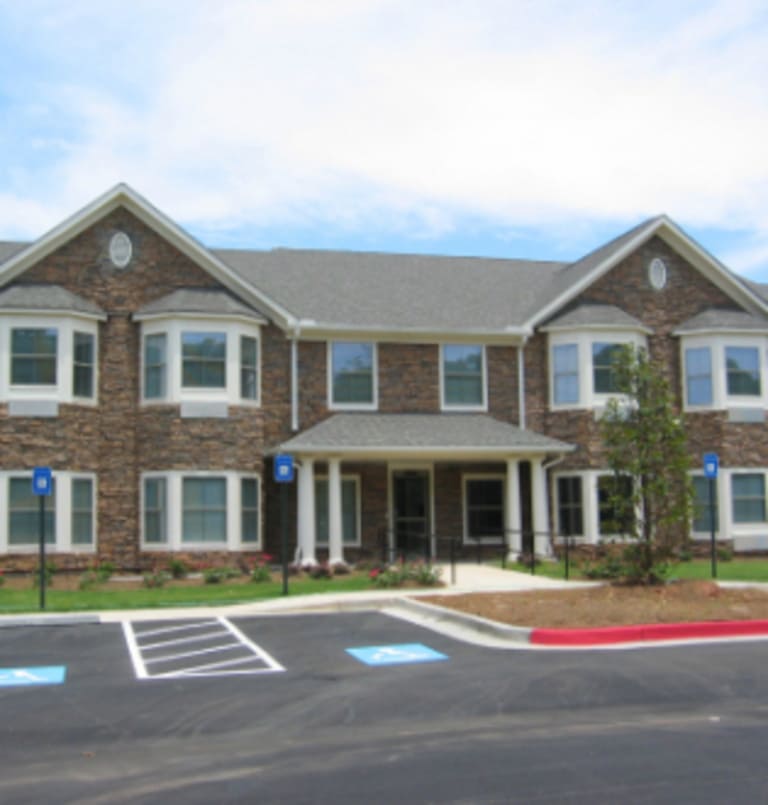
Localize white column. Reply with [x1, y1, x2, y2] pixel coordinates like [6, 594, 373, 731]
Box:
[584, 472, 600, 545]
[327, 457, 345, 565]
[506, 459, 521, 560]
[297, 457, 317, 566]
[531, 457, 552, 556]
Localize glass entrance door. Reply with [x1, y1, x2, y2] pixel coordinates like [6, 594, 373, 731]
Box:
[393, 471, 431, 558]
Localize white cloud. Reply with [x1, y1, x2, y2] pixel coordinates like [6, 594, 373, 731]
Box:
[1, 0, 767, 270]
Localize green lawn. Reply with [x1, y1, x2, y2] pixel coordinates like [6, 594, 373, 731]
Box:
[505, 557, 768, 582]
[0, 574, 374, 614]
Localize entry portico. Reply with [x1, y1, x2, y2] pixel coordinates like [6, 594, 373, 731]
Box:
[277, 413, 574, 565]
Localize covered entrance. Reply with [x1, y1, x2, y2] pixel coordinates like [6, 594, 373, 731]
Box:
[392, 470, 431, 558]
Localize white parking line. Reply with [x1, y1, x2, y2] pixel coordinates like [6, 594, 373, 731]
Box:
[122, 617, 285, 680]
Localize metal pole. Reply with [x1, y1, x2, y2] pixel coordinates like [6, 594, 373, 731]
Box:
[564, 536, 570, 581]
[709, 477, 717, 579]
[39, 496, 46, 610]
[281, 483, 289, 596]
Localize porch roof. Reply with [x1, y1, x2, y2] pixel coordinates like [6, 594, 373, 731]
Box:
[277, 413, 574, 458]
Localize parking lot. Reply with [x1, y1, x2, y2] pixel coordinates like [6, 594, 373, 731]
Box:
[3, 612, 768, 803]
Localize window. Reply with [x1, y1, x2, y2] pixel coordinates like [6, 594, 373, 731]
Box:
[692, 476, 718, 533]
[330, 342, 375, 406]
[685, 347, 713, 406]
[726, 346, 761, 396]
[443, 344, 485, 408]
[315, 477, 359, 544]
[71, 478, 94, 545]
[182, 477, 227, 543]
[597, 475, 634, 534]
[144, 478, 167, 544]
[557, 476, 584, 536]
[182, 332, 226, 389]
[464, 478, 504, 540]
[552, 344, 579, 405]
[144, 334, 167, 400]
[73, 332, 95, 398]
[592, 343, 623, 394]
[240, 336, 259, 401]
[11, 328, 57, 385]
[732, 473, 766, 523]
[9, 476, 56, 545]
[241, 477, 260, 543]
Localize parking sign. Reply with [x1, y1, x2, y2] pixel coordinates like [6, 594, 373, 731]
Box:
[274, 454, 295, 483]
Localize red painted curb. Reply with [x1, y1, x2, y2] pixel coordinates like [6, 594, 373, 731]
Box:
[530, 619, 768, 646]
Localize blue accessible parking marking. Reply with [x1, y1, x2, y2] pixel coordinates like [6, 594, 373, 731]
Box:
[346, 643, 448, 666]
[0, 666, 66, 687]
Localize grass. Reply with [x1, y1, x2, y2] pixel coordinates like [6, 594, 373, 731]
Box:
[0, 574, 374, 614]
[503, 557, 768, 582]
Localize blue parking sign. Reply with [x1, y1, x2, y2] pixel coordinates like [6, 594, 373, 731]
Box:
[274, 454, 295, 483]
[32, 467, 52, 496]
[703, 453, 719, 479]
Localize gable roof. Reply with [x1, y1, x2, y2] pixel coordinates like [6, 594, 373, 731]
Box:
[673, 308, 768, 335]
[0, 284, 106, 320]
[277, 413, 574, 457]
[541, 303, 650, 333]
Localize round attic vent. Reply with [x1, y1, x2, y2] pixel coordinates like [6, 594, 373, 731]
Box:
[109, 231, 132, 268]
[648, 257, 667, 290]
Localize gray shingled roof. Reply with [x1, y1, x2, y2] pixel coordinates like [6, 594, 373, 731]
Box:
[0, 283, 106, 318]
[542, 303, 649, 331]
[278, 413, 574, 455]
[215, 248, 565, 333]
[134, 288, 267, 322]
[0, 242, 28, 265]
[674, 308, 768, 334]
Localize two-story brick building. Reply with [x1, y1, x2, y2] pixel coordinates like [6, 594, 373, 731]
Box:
[1, 184, 767, 570]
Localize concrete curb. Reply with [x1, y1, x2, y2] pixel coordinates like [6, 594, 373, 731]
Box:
[0, 613, 100, 629]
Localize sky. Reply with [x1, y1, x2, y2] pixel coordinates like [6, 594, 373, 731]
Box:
[1, 0, 768, 279]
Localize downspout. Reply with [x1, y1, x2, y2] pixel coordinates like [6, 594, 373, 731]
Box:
[517, 339, 527, 430]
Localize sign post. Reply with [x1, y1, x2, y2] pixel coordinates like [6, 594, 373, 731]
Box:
[703, 453, 719, 579]
[274, 455, 295, 596]
[32, 468, 52, 610]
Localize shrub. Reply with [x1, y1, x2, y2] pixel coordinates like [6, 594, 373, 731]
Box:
[717, 545, 734, 562]
[167, 558, 189, 579]
[309, 562, 333, 580]
[95, 562, 115, 583]
[408, 561, 443, 586]
[79, 571, 98, 591]
[142, 570, 170, 588]
[32, 561, 57, 588]
[0, 571, 5, 588]
[331, 562, 351, 575]
[251, 562, 272, 583]
[202, 566, 239, 584]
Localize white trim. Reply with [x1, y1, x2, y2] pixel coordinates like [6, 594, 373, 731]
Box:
[0, 315, 100, 406]
[462, 473, 505, 544]
[140, 317, 262, 407]
[551, 472, 587, 541]
[140, 471, 262, 551]
[439, 343, 488, 412]
[0, 470, 97, 554]
[327, 340, 378, 411]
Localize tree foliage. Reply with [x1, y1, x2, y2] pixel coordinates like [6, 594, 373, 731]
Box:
[599, 345, 693, 583]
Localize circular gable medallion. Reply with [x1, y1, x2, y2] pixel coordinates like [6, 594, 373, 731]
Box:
[109, 231, 133, 268]
[648, 257, 667, 290]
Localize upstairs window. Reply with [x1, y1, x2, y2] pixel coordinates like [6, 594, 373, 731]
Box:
[685, 347, 713, 406]
[11, 328, 57, 385]
[240, 336, 259, 401]
[592, 342, 623, 394]
[182, 332, 226, 388]
[726, 346, 761, 396]
[330, 342, 375, 408]
[442, 344, 486, 409]
[144, 334, 167, 400]
[73, 332, 95, 398]
[552, 344, 579, 405]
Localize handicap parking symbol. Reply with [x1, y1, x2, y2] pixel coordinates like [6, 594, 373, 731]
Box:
[0, 666, 66, 687]
[346, 643, 448, 666]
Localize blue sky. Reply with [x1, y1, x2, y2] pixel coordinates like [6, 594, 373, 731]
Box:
[1, 0, 768, 278]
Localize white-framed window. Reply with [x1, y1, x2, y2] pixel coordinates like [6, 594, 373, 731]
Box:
[692, 475, 718, 534]
[441, 344, 487, 410]
[328, 342, 377, 409]
[556, 475, 584, 537]
[141, 471, 261, 550]
[0, 471, 96, 553]
[314, 475, 361, 545]
[0, 315, 100, 405]
[140, 318, 261, 406]
[548, 331, 646, 410]
[731, 472, 766, 524]
[681, 335, 768, 410]
[463, 475, 504, 542]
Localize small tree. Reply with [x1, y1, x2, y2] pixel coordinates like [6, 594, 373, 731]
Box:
[599, 345, 693, 583]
